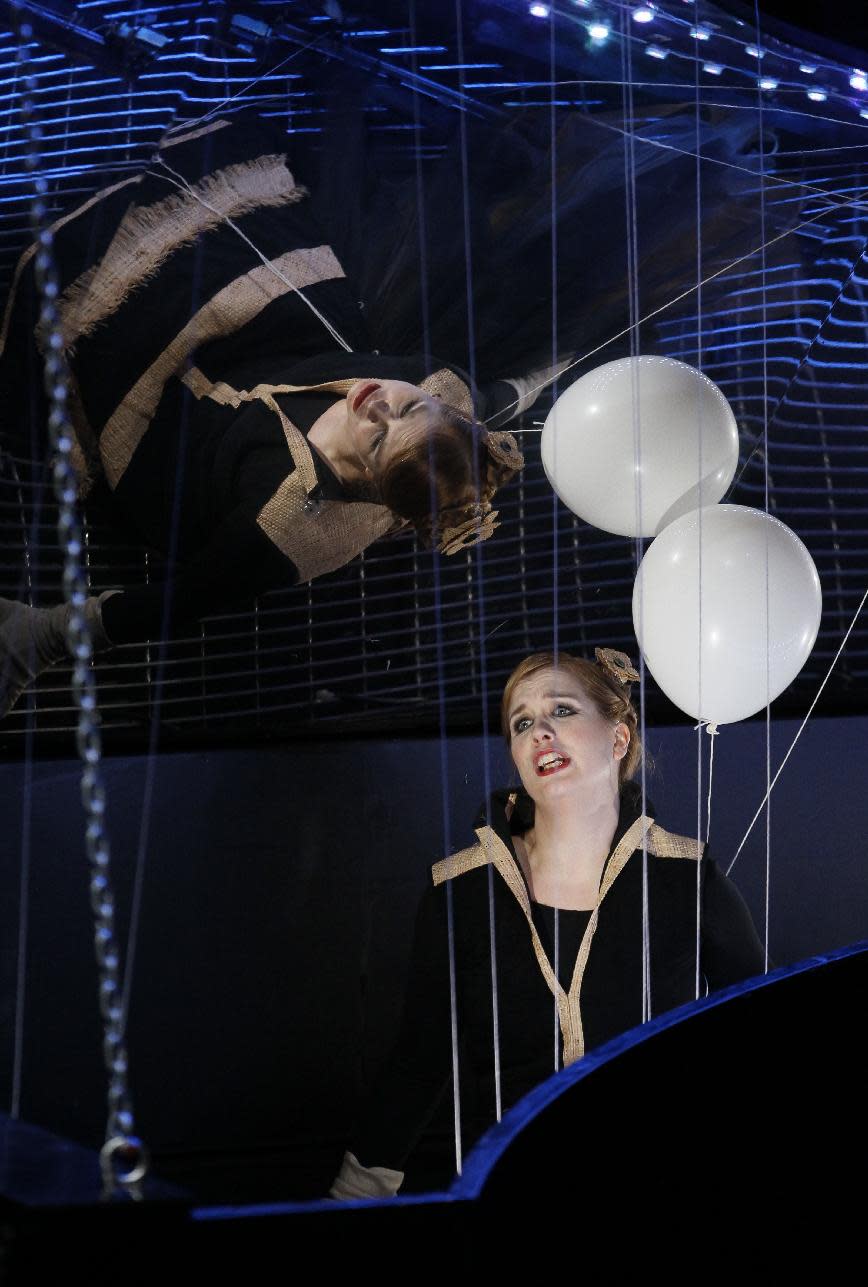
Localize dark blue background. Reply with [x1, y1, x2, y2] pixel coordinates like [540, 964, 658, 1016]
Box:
[1, 713, 866, 1193]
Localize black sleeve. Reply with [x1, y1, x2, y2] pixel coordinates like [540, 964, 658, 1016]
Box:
[100, 509, 295, 644]
[349, 882, 456, 1173]
[700, 856, 767, 990]
[475, 379, 522, 429]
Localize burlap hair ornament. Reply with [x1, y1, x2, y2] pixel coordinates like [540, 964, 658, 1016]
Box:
[595, 647, 640, 685]
[438, 501, 500, 555]
[485, 430, 524, 473]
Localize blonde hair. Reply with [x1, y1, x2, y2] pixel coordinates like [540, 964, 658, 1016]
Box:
[501, 651, 643, 786]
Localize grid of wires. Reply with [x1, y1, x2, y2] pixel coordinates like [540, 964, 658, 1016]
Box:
[0, 0, 866, 748]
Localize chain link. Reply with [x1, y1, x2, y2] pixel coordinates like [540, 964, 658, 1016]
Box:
[13, 6, 148, 1201]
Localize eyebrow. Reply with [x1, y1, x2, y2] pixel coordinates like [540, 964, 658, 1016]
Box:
[508, 692, 582, 720]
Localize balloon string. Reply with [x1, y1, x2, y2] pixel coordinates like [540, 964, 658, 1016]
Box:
[726, 583, 868, 877]
[693, 10, 704, 1005]
[754, 0, 773, 978]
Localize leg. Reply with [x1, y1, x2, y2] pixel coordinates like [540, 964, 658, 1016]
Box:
[0, 592, 114, 718]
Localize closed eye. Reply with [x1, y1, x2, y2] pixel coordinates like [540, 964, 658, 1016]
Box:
[399, 401, 421, 418]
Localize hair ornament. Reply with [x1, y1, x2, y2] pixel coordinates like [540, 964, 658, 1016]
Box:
[595, 647, 640, 685]
[484, 430, 524, 473]
[437, 501, 500, 555]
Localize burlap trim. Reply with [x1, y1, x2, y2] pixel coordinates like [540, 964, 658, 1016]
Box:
[0, 175, 141, 358]
[421, 368, 473, 417]
[181, 368, 359, 410]
[431, 813, 659, 1067]
[99, 245, 345, 486]
[51, 155, 308, 353]
[181, 367, 469, 416]
[254, 391, 398, 582]
[432, 845, 491, 885]
[646, 823, 704, 860]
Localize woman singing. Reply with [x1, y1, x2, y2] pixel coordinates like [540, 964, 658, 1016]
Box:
[331, 647, 766, 1199]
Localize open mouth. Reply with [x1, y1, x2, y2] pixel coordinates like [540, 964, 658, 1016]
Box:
[535, 752, 571, 776]
[352, 382, 381, 413]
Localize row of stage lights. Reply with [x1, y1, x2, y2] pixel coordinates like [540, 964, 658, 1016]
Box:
[522, 0, 868, 120]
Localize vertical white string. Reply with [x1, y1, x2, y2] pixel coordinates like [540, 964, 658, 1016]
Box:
[9, 31, 33, 1122]
[694, 3, 705, 1003]
[705, 726, 718, 847]
[754, 1, 773, 975]
[548, 1, 562, 1078]
[619, 7, 650, 1025]
[454, 0, 502, 1136]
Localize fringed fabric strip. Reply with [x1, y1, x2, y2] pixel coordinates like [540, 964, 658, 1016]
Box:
[51, 154, 309, 353]
[98, 245, 345, 486]
[0, 175, 141, 359]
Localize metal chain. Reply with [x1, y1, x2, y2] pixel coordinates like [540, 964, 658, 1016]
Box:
[13, 7, 148, 1201]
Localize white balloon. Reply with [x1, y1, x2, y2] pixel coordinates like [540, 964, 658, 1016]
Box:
[541, 355, 739, 537]
[632, 505, 822, 725]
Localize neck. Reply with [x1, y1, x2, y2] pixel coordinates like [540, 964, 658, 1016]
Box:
[518, 782, 621, 909]
[307, 399, 368, 486]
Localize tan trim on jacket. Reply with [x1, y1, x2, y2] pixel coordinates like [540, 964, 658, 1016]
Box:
[432, 817, 703, 1065]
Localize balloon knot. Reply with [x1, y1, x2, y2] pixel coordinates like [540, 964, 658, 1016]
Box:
[693, 720, 720, 735]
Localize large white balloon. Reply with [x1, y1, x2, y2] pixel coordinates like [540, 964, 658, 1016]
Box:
[541, 355, 739, 537]
[633, 505, 822, 725]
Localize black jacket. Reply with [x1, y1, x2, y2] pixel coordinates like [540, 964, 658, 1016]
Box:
[350, 784, 766, 1173]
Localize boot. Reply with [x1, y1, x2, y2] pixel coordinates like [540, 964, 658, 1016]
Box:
[0, 590, 115, 718]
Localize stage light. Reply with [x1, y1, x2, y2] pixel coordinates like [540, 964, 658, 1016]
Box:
[587, 22, 610, 41]
[745, 45, 764, 58]
[807, 89, 827, 101]
[849, 70, 867, 91]
[799, 64, 817, 74]
[690, 27, 710, 40]
[861, 108, 868, 119]
[759, 77, 778, 90]
[646, 45, 668, 59]
[703, 62, 723, 75]
[632, 6, 655, 23]
[529, 3, 550, 16]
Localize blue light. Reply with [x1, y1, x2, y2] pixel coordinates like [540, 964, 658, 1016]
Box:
[703, 63, 723, 76]
[745, 45, 764, 59]
[421, 64, 502, 70]
[529, 3, 550, 16]
[690, 27, 710, 41]
[807, 89, 827, 102]
[379, 46, 448, 54]
[646, 46, 668, 60]
[587, 22, 610, 41]
[759, 77, 778, 90]
[849, 71, 867, 91]
[632, 5, 655, 20]
[799, 64, 817, 74]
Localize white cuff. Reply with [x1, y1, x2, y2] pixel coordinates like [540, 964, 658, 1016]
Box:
[329, 1150, 404, 1201]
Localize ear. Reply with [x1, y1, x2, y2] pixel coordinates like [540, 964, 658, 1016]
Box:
[613, 723, 630, 761]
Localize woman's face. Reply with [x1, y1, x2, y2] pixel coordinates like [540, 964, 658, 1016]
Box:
[506, 668, 629, 806]
[345, 379, 443, 478]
